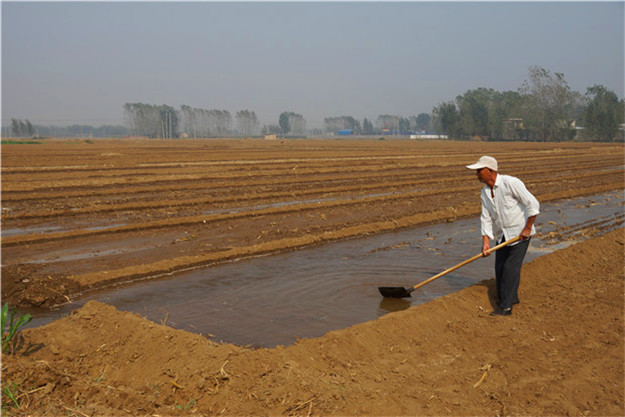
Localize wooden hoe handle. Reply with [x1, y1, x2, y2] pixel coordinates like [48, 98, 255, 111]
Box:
[410, 235, 521, 292]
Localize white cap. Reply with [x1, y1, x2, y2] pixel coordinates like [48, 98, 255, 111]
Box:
[466, 155, 498, 171]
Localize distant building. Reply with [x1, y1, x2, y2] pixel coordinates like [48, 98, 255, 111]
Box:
[338, 129, 353, 136]
[410, 134, 449, 140]
[503, 118, 525, 140]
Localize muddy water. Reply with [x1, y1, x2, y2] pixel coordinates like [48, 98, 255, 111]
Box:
[24, 191, 623, 347]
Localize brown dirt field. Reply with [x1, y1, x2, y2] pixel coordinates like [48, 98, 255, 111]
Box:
[2, 139, 624, 308]
[2, 228, 623, 416]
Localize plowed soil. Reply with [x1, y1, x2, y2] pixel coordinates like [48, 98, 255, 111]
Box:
[2, 139, 624, 308]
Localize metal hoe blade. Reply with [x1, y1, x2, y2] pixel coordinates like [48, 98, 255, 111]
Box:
[378, 286, 412, 298]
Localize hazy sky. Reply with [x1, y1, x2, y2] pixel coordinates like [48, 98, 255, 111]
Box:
[2, 1, 624, 128]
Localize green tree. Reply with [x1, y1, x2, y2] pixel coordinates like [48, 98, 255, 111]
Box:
[324, 116, 361, 134]
[518, 66, 578, 141]
[278, 111, 306, 137]
[362, 118, 374, 135]
[279, 112, 290, 137]
[456, 88, 492, 138]
[398, 117, 411, 132]
[582, 85, 624, 141]
[432, 101, 460, 138]
[415, 113, 431, 132]
[489, 91, 523, 139]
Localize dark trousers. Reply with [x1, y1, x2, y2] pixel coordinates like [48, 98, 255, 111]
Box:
[495, 237, 530, 309]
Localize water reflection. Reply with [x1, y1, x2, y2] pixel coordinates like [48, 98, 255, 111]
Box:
[378, 297, 412, 314]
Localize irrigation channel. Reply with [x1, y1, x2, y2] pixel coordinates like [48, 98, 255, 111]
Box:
[24, 190, 624, 347]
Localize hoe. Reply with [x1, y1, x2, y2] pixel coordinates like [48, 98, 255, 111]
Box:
[378, 236, 520, 298]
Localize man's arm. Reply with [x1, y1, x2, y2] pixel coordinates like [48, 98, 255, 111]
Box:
[479, 190, 495, 256]
[520, 215, 536, 240]
[509, 177, 539, 240]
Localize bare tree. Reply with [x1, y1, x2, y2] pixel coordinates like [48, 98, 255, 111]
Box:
[236, 110, 258, 136]
[519, 66, 578, 141]
[288, 113, 306, 136]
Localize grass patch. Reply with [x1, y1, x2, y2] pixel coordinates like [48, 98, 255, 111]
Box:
[2, 303, 32, 354]
[1, 140, 42, 145]
[1, 380, 20, 410]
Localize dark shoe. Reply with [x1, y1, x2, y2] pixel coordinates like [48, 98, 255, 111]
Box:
[490, 308, 512, 316]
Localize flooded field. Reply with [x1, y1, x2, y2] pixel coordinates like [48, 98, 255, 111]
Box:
[23, 190, 623, 347]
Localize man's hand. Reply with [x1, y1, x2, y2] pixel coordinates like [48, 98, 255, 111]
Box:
[482, 236, 491, 256]
[520, 215, 537, 240]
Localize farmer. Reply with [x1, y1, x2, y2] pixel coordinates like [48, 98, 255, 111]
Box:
[466, 155, 539, 316]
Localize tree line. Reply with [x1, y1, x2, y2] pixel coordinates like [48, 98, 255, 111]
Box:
[322, 114, 432, 135]
[124, 103, 263, 138]
[120, 67, 623, 141]
[3, 66, 623, 141]
[2, 119, 128, 139]
[432, 66, 624, 142]
[8, 118, 34, 137]
[122, 105, 432, 138]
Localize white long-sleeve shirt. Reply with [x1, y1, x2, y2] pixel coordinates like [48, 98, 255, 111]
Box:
[480, 174, 540, 243]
